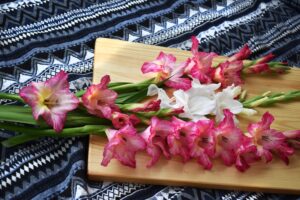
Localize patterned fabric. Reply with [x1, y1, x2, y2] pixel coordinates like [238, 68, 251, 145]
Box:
[0, 0, 300, 199]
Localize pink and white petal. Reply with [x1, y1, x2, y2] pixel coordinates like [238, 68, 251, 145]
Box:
[141, 62, 162, 74]
[262, 129, 285, 150]
[262, 149, 273, 163]
[256, 53, 275, 64]
[105, 129, 118, 141]
[32, 105, 48, 120]
[152, 138, 170, 159]
[46, 71, 69, 91]
[101, 146, 114, 166]
[140, 127, 151, 142]
[19, 84, 41, 107]
[248, 64, 270, 74]
[235, 155, 250, 172]
[114, 145, 136, 168]
[198, 52, 217, 68]
[126, 135, 146, 151]
[220, 150, 236, 166]
[99, 75, 111, 89]
[165, 77, 191, 90]
[283, 130, 300, 139]
[146, 145, 161, 167]
[191, 36, 199, 55]
[261, 112, 274, 130]
[228, 44, 251, 62]
[163, 53, 176, 65]
[197, 152, 213, 170]
[42, 111, 66, 132]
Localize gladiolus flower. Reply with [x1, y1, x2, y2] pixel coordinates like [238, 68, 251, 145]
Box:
[147, 84, 178, 109]
[82, 75, 119, 119]
[19, 71, 79, 132]
[173, 89, 216, 121]
[121, 99, 161, 112]
[246, 53, 275, 74]
[235, 144, 260, 172]
[141, 52, 191, 90]
[141, 117, 175, 167]
[214, 85, 243, 122]
[283, 130, 300, 149]
[228, 44, 251, 62]
[214, 109, 244, 166]
[247, 112, 294, 164]
[111, 112, 140, 129]
[101, 125, 146, 168]
[213, 61, 244, 88]
[184, 36, 217, 83]
[167, 117, 193, 162]
[187, 119, 215, 169]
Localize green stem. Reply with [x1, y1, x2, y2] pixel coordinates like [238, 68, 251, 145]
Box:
[0, 93, 24, 103]
[0, 105, 111, 127]
[243, 90, 300, 107]
[1, 124, 108, 147]
[75, 79, 154, 97]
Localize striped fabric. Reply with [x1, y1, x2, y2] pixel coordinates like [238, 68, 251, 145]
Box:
[0, 0, 300, 199]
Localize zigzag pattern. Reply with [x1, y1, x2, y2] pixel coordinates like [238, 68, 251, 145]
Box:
[91, 183, 147, 200]
[110, 0, 231, 42]
[149, 187, 184, 200]
[0, 0, 101, 28]
[170, 1, 294, 53]
[0, 44, 94, 95]
[0, 0, 49, 14]
[113, 0, 256, 44]
[1, 0, 300, 199]
[0, 138, 76, 195]
[200, 3, 299, 55]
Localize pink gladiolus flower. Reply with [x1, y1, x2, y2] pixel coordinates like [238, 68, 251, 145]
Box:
[141, 52, 191, 90]
[235, 144, 260, 172]
[19, 71, 79, 132]
[255, 53, 275, 63]
[187, 119, 216, 169]
[101, 125, 146, 168]
[228, 44, 251, 62]
[82, 75, 119, 119]
[283, 130, 300, 149]
[247, 53, 275, 74]
[167, 117, 193, 162]
[126, 99, 161, 112]
[111, 112, 140, 129]
[141, 117, 175, 167]
[184, 36, 217, 83]
[214, 109, 244, 166]
[248, 112, 294, 164]
[213, 61, 244, 88]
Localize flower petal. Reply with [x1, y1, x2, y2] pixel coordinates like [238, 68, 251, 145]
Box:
[165, 77, 191, 91]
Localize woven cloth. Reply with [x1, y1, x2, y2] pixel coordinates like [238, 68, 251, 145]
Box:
[1, 0, 300, 199]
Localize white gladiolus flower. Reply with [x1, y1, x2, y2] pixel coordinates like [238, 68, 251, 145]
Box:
[147, 81, 247, 123]
[173, 89, 216, 121]
[147, 84, 177, 109]
[213, 85, 243, 122]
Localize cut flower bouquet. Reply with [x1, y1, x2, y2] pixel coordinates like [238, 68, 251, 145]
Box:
[0, 37, 299, 172]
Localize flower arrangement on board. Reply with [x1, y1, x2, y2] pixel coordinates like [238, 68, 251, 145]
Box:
[0, 37, 299, 172]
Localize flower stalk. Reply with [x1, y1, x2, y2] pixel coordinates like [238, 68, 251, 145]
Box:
[243, 90, 300, 107]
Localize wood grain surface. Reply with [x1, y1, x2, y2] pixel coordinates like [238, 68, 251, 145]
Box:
[88, 38, 300, 193]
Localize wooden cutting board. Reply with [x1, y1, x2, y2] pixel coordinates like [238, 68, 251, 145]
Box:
[88, 38, 300, 194]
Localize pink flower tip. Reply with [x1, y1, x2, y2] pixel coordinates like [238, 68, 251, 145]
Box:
[228, 44, 252, 62]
